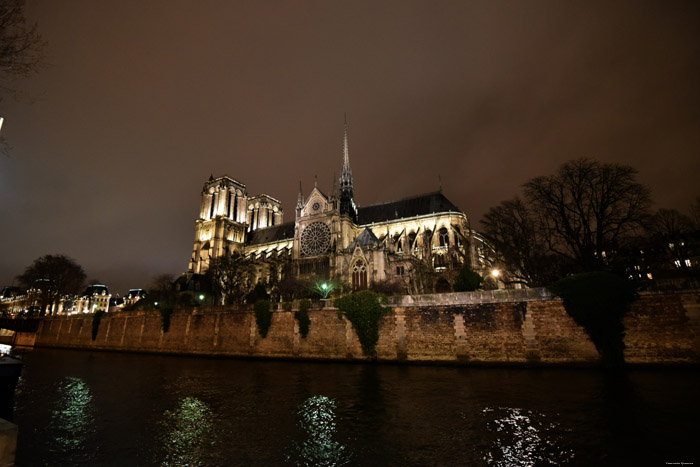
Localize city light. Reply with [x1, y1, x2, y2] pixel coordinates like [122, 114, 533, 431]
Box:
[313, 281, 335, 299]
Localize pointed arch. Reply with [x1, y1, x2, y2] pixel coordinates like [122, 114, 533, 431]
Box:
[352, 259, 367, 291]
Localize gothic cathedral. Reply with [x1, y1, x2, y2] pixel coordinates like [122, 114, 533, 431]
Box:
[187, 122, 492, 294]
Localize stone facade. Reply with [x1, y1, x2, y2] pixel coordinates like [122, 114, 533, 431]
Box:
[32, 290, 700, 366]
[186, 122, 493, 293]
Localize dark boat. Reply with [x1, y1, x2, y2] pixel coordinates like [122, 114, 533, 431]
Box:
[0, 351, 23, 419]
[0, 352, 23, 379]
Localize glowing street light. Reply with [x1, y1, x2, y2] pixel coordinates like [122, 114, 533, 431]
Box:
[199, 294, 205, 301]
[491, 269, 500, 278]
[314, 281, 334, 299]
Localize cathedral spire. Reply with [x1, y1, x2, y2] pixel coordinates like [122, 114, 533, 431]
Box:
[343, 113, 350, 171]
[339, 115, 358, 222]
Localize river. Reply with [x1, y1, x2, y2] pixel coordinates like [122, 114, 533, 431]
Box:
[5, 347, 699, 466]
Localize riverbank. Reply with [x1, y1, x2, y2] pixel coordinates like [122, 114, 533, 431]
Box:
[28, 288, 700, 366]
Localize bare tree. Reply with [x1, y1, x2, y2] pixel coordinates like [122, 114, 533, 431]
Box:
[481, 197, 564, 286]
[648, 208, 693, 238]
[0, 0, 45, 94]
[524, 158, 651, 272]
[689, 196, 700, 231]
[205, 253, 256, 305]
[647, 208, 695, 274]
[148, 273, 176, 303]
[17, 254, 86, 315]
[1, 0, 46, 154]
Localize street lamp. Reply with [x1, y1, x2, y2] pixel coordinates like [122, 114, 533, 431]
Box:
[314, 281, 334, 299]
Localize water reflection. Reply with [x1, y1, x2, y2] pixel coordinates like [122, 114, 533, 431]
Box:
[48, 377, 96, 462]
[483, 407, 574, 466]
[159, 396, 215, 467]
[288, 395, 350, 467]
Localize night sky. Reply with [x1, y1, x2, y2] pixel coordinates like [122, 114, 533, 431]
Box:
[1, 0, 698, 294]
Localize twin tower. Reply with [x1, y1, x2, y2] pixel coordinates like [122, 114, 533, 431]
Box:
[187, 122, 357, 275]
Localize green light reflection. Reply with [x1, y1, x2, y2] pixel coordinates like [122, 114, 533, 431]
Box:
[289, 395, 350, 467]
[49, 376, 96, 458]
[159, 396, 214, 467]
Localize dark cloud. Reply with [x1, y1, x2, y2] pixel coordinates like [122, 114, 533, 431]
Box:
[2, 0, 698, 293]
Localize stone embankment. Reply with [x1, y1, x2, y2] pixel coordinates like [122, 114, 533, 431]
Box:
[26, 288, 700, 365]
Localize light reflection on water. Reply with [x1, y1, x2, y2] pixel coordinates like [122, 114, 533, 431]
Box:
[287, 395, 351, 467]
[47, 377, 97, 463]
[483, 407, 574, 466]
[158, 396, 215, 467]
[11, 349, 700, 466]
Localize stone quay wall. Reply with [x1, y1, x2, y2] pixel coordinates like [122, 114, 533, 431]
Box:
[31, 289, 700, 366]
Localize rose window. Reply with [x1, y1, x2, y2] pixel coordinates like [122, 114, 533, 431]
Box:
[300, 222, 331, 256]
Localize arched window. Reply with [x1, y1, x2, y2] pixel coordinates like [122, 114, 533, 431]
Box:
[408, 232, 417, 251]
[393, 233, 403, 253]
[439, 227, 449, 247]
[352, 260, 367, 291]
[423, 229, 432, 250]
[454, 226, 463, 247]
[434, 254, 446, 269]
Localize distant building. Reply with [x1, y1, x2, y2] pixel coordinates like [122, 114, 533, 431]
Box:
[109, 296, 124, 312]
[124, 288, 147, 307]
[185, 122, 495, 294]
[71, 284, 111, 314]
[0, 286, 27, 314]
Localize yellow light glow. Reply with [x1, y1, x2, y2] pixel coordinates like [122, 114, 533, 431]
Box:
[491, 269, 500, 278]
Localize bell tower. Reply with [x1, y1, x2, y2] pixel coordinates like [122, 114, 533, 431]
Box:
[188, 175, 248, 274]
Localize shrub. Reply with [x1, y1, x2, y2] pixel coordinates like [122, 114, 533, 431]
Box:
[453, 266, 483, 292]
[91, 309, 104, 341]
[247, 282, 270, 304]
[254, 299, 272, 338]
[160, 307, 174, 333]
[548, 271, 637, 368]
[335, 290, 388, 357]
[295, 299, 312, 339]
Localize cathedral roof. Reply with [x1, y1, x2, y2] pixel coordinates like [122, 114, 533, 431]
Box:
[357, 191, 462, 225]
[247, 222, 295, 245]
[348, 227, 380, 250]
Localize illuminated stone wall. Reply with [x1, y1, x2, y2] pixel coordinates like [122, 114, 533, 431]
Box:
[33, 290, 700, 365]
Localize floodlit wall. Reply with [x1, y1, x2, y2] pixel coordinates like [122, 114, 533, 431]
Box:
[32, 289, 700, 365]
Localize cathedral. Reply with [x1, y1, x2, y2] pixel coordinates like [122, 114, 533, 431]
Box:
[186, 122, 493, 294]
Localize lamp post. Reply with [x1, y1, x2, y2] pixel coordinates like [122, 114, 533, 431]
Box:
[314, 281, 334, 300]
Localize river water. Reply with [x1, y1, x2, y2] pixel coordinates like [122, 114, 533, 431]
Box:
[6, 348, 699, 466]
